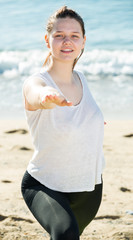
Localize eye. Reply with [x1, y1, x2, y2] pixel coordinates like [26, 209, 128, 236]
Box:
[71, 35, 79, 39]
[55, 34, 63, 38]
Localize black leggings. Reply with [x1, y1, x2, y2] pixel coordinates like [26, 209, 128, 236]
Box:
[21, 171, 103, 240]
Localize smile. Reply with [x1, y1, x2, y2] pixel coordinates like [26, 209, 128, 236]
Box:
[61, 49, 73, 53]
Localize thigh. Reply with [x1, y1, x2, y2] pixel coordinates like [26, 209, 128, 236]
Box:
[68, 183, 103, 235]
[21, 171, 79, 238]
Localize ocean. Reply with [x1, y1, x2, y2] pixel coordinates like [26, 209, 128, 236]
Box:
[0, 0, 133, 119]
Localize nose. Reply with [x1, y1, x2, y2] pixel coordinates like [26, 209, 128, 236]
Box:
[63, 36, 71, 45]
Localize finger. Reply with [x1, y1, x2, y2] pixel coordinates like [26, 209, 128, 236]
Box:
[57, 99, 73, 106]
[51, 95, 64, 103]
[61, 99, 73, 106]
[66, 101, 73, 106]
[43, 94, 73, 106]
[46, 95, 53, 100]
[42, 95, 54, 103]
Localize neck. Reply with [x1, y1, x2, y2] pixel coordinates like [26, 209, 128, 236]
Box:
[47, 58, 75, 84]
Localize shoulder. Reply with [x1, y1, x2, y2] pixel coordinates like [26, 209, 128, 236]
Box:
[73, 70, 86, 80]
[73, 70, 88, 87]
[23, 71, 48, 89]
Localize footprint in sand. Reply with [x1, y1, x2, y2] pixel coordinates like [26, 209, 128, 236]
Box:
[124, 133, 133, 138]
[0, 214, 8, 221]
[5, 129, 28, 134]
[11, 216, 34, 223]
[120, 187, 131, 192]
[11, 145, 32, 151]
[0, 214, 33, 223]
[1, 180, 12, 183]
[19, 146, 32, 151]
[95, 215, 121, 220]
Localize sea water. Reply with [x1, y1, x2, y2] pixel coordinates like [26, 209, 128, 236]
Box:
[0, 0, 133, 119]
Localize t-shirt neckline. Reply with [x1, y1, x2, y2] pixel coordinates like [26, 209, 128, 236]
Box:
[45, 70, 84, 108]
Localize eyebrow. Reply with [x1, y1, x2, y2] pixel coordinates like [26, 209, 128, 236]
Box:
[55, 31, 80, 34]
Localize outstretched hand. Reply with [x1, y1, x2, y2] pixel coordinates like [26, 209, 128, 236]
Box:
[40, 88, 73, 109]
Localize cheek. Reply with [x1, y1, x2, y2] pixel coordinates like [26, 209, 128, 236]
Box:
[78, 39, 85, 47]
[49, 41, 62, 57]
[50, 39, 61, 51]
[74, 41, 84, 52]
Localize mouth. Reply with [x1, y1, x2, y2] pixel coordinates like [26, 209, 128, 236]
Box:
[61, 49, 73, 53]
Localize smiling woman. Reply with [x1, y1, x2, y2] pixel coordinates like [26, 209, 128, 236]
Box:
[44, 6, 86, 69]
[44, 17, 86, 67]
[21, 6, 105, 240]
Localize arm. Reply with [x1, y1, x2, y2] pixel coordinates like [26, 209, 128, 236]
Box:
[23, 76, 72, 111]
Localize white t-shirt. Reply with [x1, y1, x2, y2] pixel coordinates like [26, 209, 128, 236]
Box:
[25, 70, 105, 192]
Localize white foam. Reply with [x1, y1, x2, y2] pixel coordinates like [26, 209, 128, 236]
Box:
[0, 49, 133, 119]
[3, 68, 19, 78]
[0, 50, 48, 78]
[0, 49, 133, 79]
[77, 49, 133, 75]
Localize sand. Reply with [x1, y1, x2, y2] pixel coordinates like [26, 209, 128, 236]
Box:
[0, 119, 133, 240]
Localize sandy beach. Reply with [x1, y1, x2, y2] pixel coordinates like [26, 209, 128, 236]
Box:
[0, 119, 133, 240]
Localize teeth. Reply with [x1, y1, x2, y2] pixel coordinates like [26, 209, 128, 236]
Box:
[62, 49, 72, 52]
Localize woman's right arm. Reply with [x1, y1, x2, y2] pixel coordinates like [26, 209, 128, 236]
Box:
[23, 77, 72, 111]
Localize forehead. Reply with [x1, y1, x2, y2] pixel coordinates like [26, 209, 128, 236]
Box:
[52, 17, 82, 33]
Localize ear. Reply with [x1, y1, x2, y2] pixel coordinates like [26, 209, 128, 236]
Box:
[82, 35, 86, 49]
[45, 34, 50, 49]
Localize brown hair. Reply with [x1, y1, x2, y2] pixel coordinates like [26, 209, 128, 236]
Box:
[43, 6, 85, 69]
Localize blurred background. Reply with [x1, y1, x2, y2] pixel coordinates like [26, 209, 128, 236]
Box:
[0, 0, 133, 120]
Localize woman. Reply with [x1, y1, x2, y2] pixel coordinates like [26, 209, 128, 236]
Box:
[21, 6, 105, 240]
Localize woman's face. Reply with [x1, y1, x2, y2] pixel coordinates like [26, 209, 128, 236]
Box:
[45, 17, 86, 64]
